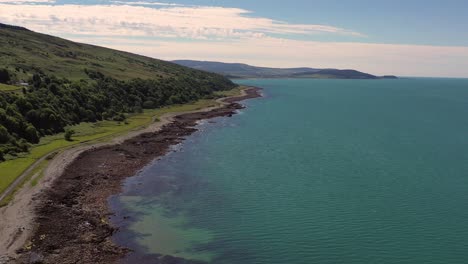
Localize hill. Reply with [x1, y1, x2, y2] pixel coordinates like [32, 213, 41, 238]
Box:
[172, 60, 319, 78]
[291, 69, 378, 79]
[173, 60, 397, 79]
[0, 23, 225, 81]
[0, 23, 236, 160]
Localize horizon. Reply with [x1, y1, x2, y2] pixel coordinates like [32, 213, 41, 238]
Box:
[1, 0, 468, 78]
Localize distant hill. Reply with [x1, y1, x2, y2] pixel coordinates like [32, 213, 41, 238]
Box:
[291, 69, 378, 79]
[172, 60, 320, 78]
[173, 60, 397, 79]
[0, 23, 228, 82]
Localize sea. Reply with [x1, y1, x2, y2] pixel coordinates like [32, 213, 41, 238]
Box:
[111, 78, 468, 264]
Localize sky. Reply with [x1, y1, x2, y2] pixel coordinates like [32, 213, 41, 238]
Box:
[0, 0, 468, 77]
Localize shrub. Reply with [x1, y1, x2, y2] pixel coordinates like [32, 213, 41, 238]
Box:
[142, 100, 155, 109]
[0, 68, 11, 84]
[133, 105, 143, 113]
[24, 125, 40, 143]
[64, 129, 75, 141]
[112, 113, 126, 122]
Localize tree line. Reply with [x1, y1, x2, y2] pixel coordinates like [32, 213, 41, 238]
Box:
[0, 68, 236, 161]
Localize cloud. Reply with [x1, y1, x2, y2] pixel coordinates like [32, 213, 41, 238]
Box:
[0, 4, 362, 40]
[0, 2, 467, 77]
[0, 0, 54, 3]
[69, 36, 468, 78]
[110, 1, 182, 6]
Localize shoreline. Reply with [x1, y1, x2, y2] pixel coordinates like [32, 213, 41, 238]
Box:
[1, 87, 261, 264]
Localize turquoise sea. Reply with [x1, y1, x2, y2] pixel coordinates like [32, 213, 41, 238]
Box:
[111, 78, 468, 263]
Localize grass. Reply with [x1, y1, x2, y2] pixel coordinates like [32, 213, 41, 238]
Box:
[0, 83, 21, 92]
[214, 86, 243, 97]
[0, 159, 49, 207]
[30, 159, 50, 187]
[0, 88, 243, 197]
[0, 24, 217, 81]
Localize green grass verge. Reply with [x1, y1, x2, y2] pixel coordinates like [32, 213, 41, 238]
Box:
[214, 86, 243, 97]
[0, 159, 50, 207]
[0, 88, 243, 197]
[30, 159, 50, 187]
[0, 83, 21, 92]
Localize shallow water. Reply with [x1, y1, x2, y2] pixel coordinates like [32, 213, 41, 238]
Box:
[112, 78, 468, 263]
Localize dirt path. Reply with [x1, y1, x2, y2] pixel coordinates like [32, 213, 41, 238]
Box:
[0, 88, 255, 262]
[0, 155, 50, 203]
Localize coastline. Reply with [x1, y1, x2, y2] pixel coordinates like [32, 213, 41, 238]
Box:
[1, 87, 261, 264]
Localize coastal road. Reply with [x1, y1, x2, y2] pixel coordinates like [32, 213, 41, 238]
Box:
[0, 153, 54, 203]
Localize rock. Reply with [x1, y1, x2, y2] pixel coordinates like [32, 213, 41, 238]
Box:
[15, 248, 25, 254]
[28, 252, 44, 264]
[0, 255, 13, 264]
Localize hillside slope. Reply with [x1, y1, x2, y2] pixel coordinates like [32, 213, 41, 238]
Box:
[0, 23, 222, 81]
[0, 23, 236, 160]
[173, 60, 397, 79]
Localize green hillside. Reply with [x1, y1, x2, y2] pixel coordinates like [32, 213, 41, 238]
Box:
[0, 23, 212, 81]
[0, 23, 236, 161]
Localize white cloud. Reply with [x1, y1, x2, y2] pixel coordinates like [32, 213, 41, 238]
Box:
[111, 1, 182, 6]
[0, 3, 467, 77]
[0, 0, 54, 3]
[69, 36, 468, 78]
[0, 4, 362, 39]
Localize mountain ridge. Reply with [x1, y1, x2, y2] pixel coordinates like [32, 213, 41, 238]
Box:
[173, 60, 398, 79]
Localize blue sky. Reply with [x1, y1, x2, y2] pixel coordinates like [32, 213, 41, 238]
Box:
[53, 0, 468, 46]
[1, 0, 468, 77]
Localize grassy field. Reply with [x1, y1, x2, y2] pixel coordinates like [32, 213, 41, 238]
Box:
[214, 87, 244, 97]
[0, 88, 243, 197]
[0, 83, 21, 92]
[0, 159, 49, 207]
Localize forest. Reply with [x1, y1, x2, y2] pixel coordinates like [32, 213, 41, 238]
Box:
[0, 68, 236, 161]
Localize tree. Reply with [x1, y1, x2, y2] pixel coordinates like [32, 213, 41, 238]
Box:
[48, 83, 59, 94]
[142, 100, 155, 109]
[64, 129, 75, 141]
[32, 73, 42, 88]
[0, 69, 11, 84]
[24, 125, 40, 143]
[133, 105, 143, 113]
[113, 113, 126, 122]
[0, 125, 10, 143]
[0, 70, 237, 161]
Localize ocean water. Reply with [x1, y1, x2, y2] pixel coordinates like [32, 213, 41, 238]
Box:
[111, 78, 468, 264]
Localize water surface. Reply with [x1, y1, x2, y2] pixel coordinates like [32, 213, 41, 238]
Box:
[112, 78, 468, 263]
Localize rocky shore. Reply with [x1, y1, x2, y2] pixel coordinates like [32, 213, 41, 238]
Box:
[14, 87, 261, 264]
